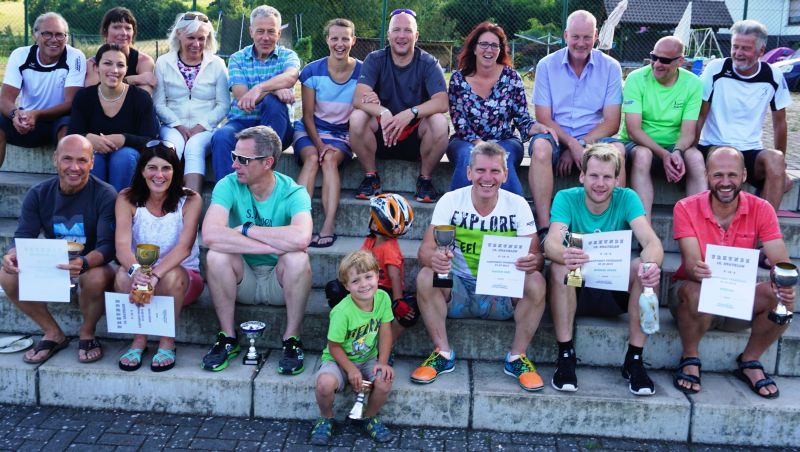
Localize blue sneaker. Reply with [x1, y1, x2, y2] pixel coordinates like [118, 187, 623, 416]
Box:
[504, 353, 544, 391]
[364, 416, 393, 443]
[309, 417, 333, 445]
[410, 348, 455, 384]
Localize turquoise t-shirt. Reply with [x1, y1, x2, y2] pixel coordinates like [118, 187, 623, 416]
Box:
[210, 171, 311, 266]
[550, 187, 645, 234]
[619, 66, 702, 146]
[321, 290, 394, 363]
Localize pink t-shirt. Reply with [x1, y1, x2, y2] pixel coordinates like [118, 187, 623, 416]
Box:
[672, 191, 782, 280]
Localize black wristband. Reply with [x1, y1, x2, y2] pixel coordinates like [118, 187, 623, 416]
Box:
[79, 256, 89, 274]
[242, 222, 254, 237]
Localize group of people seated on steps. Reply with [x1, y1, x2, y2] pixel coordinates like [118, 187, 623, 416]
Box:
[0, 4, 796, 445]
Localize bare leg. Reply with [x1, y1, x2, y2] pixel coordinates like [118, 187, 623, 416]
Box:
[152, 266, 189, 366]
[754, 149, 787, 210]
[318, 150, 346, 238]
[77, 265, 115, 361]
[113, 267, 148, 364]
[528, 138, 555, 229]
[415, 268, 452, 352]
[184, 173, 205, 195]
[547, 262, 577, 342]
[626, 258, 647, 348]
[276, 251, 312, 339]
[674, 280, 712, 392]
[349, 110, 379, 173]
[295, 146, 320, 199]
[205, 250, 244, 337]
[364, 374, 393, 417]
[740, 282, 789, 396]
[630, 146, 654, 221]
[417, 114, 449, 178]
[315, 373, 338, 418]
[683, 147, 707, 196]
[510, 272, 547, 355]
[612, 141, 627, 187]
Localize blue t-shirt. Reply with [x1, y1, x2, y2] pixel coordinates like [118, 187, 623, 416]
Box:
[298, 57, 362, 133]
[550, 187, 645, 234]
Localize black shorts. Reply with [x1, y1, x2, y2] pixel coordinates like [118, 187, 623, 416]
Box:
[375, 119, 421, 161]
[575, 287, 630, 317]
[697, 144, 765, 190]
[0, 114, 70, 148]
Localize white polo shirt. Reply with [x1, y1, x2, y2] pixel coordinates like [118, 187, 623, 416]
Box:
[3, 44, 86, 111]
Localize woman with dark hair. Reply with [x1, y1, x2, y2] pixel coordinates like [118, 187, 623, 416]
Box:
[68, 43, 158, 192]
[447, 21, 555, 195]
[113, 140, 202, 372]
[85, 7, 157, 94]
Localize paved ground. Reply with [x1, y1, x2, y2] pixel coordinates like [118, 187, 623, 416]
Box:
[0, 404, 797, 452]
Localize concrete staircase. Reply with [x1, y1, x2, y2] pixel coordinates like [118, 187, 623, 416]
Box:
[1, 144, 799, 447]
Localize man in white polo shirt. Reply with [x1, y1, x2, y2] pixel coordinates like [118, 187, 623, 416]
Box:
[0, 12, 85, 168]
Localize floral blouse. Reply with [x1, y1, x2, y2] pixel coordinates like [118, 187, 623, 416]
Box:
[448, 65, 536, 143]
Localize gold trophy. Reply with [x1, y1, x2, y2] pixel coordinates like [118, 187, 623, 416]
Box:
[432, 225, 456, 288]
[561, 227, 585, 287]
[768, 262, 797, 325]
[67, 241, 84, 288]
[131, 244, 160, 304]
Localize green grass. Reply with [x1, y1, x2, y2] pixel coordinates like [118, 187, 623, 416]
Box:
[0, 1, 25, 35]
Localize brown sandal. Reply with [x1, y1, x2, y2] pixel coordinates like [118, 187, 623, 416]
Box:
[23, 338, 70, 364]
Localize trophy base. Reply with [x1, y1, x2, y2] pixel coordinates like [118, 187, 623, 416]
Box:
[433, 275, 453, 288]
[243, 354, 262, 365]
[768, 310, 793, 325]
[564, 274, 585, 288]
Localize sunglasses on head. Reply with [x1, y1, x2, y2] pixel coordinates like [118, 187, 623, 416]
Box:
[649, 53, 681, 64]
[231, 151, 268, 166]
[182, 12, 209, 23]
[390, 8, 416, 17]
[145, 139, 177, 151]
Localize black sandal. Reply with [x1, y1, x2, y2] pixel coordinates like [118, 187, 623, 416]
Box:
[733, 354, 779, 399]
[673, 356, 702, 394]
[78, 338, 103, 363]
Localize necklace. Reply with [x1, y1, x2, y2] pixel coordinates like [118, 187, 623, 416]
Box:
[98, 84, 127, 103]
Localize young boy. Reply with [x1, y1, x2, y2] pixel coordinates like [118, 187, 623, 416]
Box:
[311, 250, 395, 445]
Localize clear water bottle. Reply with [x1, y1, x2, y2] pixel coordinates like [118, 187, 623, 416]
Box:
[639, 263, 660, 334]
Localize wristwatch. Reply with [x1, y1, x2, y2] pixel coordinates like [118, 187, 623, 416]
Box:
[127, 263, 141, 277]
[79, 256, 89, 275]
[410, 106, 419, 119]
[577, 138, 587, 147]
[9, 108, 17, 120]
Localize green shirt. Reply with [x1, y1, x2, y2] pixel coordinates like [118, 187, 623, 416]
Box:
[210, 171, 311, 267]
[619, 66, 702, 147]
[321, 290, 394, 363]
[550, 187, 645, 234]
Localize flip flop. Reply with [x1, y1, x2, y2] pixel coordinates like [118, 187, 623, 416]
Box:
[119, 347, 148, 371]
[22, 338, 70, 364]
[151, 348, 176, 372]
[733, 353, 779, 399]
[309, 234, 337, 248]
[78, 338, 103, 363]
[672, 356, 702, 394]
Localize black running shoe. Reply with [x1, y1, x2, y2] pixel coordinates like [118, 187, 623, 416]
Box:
[415, 176, 439, 203]
[551, 349, 578, 392]
[201, 332, 240, 372]
[356, 174, 381, 199]
[278, 336, 305, 375]
[622, 357, 655, 396]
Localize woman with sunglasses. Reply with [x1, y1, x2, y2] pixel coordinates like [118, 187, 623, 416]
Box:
[294, 18, 361, 248]
[85, 7, 156, 95]
[154, 12, 229, 193]
[447, 22, 555, 195]
[68, 43, 158, 192]
[114, 140, 202, 372]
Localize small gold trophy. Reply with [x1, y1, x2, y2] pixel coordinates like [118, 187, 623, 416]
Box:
[561, 227, 585, 287]
[131, 244, 160, 304]
[66, 241, 84, 288]
[432, 225, 456, 288]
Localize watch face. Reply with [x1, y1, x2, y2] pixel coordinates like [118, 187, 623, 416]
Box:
[411, 107, 419, 117]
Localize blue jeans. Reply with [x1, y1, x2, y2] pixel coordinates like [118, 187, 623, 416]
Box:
[211, 94, 293, 181]
[91, 146, 139, 192]
[446, 137, 524, 195]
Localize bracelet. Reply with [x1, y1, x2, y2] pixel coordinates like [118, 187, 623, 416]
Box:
[242, 221, 254, 237]
[79, 256, 89, 274]
[378, 108, 389, 117]
[673, 148, 684, 154]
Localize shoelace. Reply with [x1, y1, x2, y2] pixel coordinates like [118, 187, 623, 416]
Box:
[312, 418, 331, 436]
[517, 354, 536, 373]
[420, 350, 445, 368]
[367, 417, 388, 436]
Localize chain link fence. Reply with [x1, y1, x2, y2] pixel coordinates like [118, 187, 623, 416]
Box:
[1, 1, 799, 78]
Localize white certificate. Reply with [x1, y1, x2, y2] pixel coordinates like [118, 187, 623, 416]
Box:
[15, 238, 71, 303]
[699, 245, 759, 321]
[475, 235, 532, 298]
[582, 230, 632, 291]
[105, 292, 176, 337]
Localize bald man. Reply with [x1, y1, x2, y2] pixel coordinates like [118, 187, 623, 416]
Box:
[0, 135, 116, 364]
[620, 36, 706, 220]
[349, 9, 448, 203]
[670, 147, 794, 398]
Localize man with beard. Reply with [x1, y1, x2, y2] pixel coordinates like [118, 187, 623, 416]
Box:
[697, 20, 792, 210]
[670, 147, 794, 399]
[349, 9, 448, 203]
[545, 143, 663, 396]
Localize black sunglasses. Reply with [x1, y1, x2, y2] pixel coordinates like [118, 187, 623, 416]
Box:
[390, 8, 416, 17]
[182, 12, 209, 23]
[145, 139, 177, 151]
[649, 53, 682, 64]
[231, 151, 268, 166]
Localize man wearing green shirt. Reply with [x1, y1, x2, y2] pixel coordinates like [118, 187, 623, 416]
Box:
[620, 36, 706, 220]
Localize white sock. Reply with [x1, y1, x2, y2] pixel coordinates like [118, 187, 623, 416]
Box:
[438, 349, 453, 360]
[507, 353, 521, 362]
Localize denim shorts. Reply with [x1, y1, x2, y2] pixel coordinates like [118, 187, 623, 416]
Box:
[447, 274, 514, 320]
[531, 133, 621, 167]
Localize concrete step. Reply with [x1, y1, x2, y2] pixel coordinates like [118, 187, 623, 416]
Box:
[1, 341, 797, 446]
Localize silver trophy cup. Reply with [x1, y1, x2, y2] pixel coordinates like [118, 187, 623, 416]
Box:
[769, 262, 797, 325]
[432, 225, 456, 288]
[240, 321, 266, 365]
[348, 379, 373, 420]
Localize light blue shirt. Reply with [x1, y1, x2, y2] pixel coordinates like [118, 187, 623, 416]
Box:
[533, 48, 622, 138]
[227, 44, 301, 120]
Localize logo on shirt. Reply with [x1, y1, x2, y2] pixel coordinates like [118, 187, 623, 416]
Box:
[53, 215, 86, 243]
[623, 100, 634, 105]
[672, 100, 685, 109]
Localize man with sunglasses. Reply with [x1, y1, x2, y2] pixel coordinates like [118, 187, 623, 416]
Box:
[620, 36, 705, 220]
[0, 12, 86, 169]
[349, 8, 449, 203]
[201, 126, 313, 374]
[210, 5, 300, 182]
[697, 19, 792, 212]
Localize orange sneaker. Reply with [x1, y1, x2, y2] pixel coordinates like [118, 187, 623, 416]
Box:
[504, 353, 544, 391]
[410, 348, 455, 384]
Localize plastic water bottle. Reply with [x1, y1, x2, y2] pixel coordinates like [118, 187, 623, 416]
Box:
[639, 263, 660, 334]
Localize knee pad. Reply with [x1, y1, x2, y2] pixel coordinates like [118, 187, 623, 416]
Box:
[325, 279, 348, 309]
[392, 294, 420, 328]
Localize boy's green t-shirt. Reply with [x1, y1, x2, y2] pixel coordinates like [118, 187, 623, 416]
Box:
[321, 290, 394, 363]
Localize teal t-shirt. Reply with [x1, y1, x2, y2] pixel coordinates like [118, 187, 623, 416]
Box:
[550, 187, 645, 234]
[321, 290, 394, 363]
[619, 66, 702, 146]
[210, 171, 311, 266]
